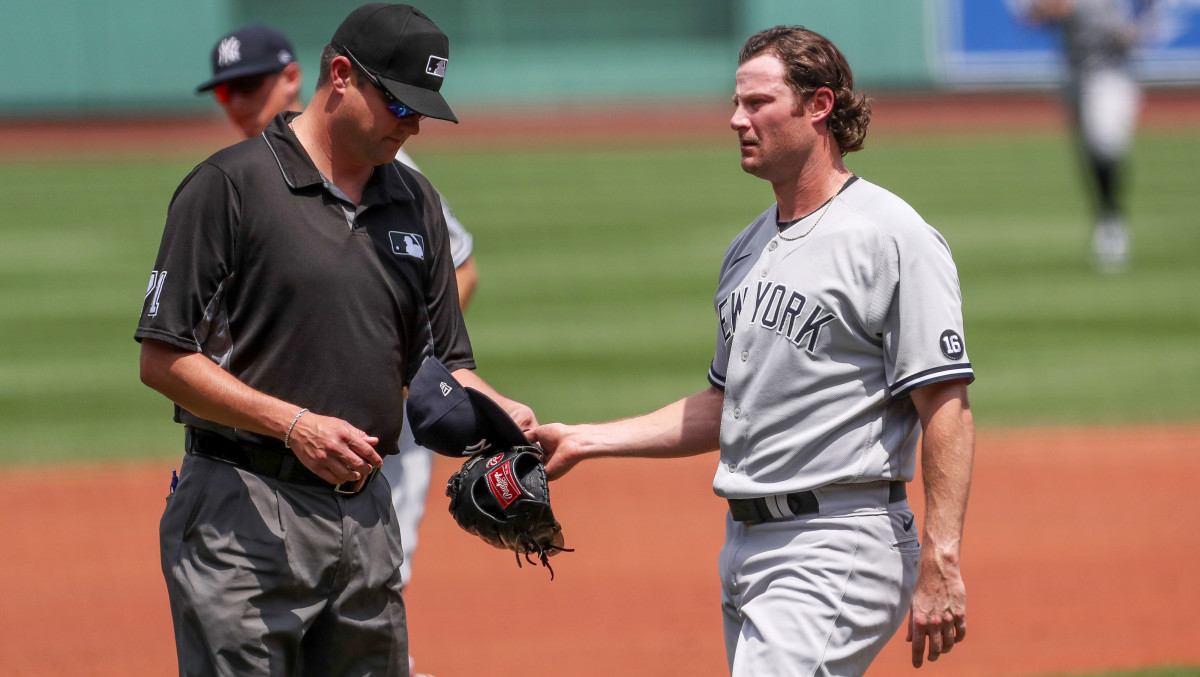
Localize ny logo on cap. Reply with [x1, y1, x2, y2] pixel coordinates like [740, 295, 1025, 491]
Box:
[218, 37, 242, 67]
[426, 56, 447, 78]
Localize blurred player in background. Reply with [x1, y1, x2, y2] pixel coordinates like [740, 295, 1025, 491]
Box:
[1022, 0, 1158, 272]
[196, 22, 480, 674]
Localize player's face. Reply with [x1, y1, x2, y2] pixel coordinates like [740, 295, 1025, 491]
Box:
[215, 69, 297, 139]
[731, 55, 815, 183]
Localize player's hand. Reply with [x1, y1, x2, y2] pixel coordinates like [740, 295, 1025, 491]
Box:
[286, 411, 382, 485]
[535, 423, 587, 480]
[906, 551, 967, 668]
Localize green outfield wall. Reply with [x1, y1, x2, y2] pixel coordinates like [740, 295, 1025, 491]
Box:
[0, 0, 228, 114]
[0, 0, 941, 116]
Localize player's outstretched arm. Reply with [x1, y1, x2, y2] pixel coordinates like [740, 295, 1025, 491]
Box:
[536, 386, 723, 480]
[906, 378, 975, 668]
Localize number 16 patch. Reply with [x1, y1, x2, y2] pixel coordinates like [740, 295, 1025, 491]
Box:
[939, 329, 965, 360]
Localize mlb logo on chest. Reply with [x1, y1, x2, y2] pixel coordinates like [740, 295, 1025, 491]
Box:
[388, 231, 425, 259]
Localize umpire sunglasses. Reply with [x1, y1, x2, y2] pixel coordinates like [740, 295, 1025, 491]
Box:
[341, 48, 426, 121]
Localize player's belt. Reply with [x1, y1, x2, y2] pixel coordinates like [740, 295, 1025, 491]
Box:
[727, 481, 907, 524]
[185, 427, 380, 495]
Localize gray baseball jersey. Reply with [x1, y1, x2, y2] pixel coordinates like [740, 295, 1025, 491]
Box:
[708, 176, 974, 498]
[1057, 0, 1152, 73]
[1057, 0, 1155, 161]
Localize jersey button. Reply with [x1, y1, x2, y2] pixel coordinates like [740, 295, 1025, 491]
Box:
[740, 351, 748, 361]
[760, 267, 768, 278]
[727, 462, 737, 472]
[733, 407, 741, 418]
[768, 241, 778, 251]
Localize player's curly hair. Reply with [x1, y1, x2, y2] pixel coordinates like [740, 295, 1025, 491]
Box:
[738, 26, 871, 155]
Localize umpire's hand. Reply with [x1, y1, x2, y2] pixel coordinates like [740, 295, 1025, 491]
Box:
[287, 412, 382, 485]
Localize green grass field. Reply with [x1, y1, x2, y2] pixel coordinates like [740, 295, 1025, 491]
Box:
[1, 127, 1198, 465]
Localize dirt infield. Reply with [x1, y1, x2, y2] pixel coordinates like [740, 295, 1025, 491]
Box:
[2, 425, 1198, 677]
[3, 88, 1200, 162]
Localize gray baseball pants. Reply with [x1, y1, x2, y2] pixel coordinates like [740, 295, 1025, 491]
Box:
[160, 452, 409, 677]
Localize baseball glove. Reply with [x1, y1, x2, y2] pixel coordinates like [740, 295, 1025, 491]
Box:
[446, 445, 571, 577]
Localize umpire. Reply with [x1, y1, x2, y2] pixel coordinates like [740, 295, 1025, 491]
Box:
[136, 4, 535, 675]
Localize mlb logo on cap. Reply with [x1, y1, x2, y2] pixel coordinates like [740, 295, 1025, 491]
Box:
[426, 56, 447, 78]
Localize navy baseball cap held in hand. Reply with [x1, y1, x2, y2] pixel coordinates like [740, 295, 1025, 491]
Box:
[331, 3, 458, 122]
[196, 24, 296, 93]
[406, 356, 529, 457]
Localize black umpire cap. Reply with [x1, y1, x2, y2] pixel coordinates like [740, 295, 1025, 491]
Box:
[330, 3, 458, 122]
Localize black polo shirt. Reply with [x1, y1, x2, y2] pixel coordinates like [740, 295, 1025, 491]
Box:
[136, 112, 473, 457]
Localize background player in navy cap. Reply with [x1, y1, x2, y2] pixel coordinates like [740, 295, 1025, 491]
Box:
[197, 18, 482, 600]
[140, 5, 529, 675]
[196, 24, 303, 139]
[537, 25, 975, 676]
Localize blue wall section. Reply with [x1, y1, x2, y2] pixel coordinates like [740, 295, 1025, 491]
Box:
[936, 0, 1200, 85]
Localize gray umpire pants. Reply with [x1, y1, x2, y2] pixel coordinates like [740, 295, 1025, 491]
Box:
[160, 453, 409, 677]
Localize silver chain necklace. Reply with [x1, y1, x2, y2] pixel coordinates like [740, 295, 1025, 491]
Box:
[777, 176, 850, 241]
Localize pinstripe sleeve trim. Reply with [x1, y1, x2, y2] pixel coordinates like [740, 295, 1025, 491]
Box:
[708, 367, 727, 391]
[890, 364, 974, 398]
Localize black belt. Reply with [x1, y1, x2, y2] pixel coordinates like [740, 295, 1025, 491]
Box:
[185, 427, 379, 495]
[728, 481, 907, 524]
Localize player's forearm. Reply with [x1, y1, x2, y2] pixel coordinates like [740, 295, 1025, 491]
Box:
[573, 387, 723, 460]
[139, 338, 302, 441]
[913, 382, 975, 564]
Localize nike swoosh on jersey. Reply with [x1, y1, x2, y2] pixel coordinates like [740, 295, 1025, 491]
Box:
[727, 252, 754, 267]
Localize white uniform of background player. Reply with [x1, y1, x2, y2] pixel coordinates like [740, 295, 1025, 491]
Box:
[536, 26, 976, 676]
[197, 24, 478, 592]
[383, 151, 473, 586]
[1021, 0, 1158, 271]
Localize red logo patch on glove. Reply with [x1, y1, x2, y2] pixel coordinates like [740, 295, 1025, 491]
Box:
[486, 461, 522, 509]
